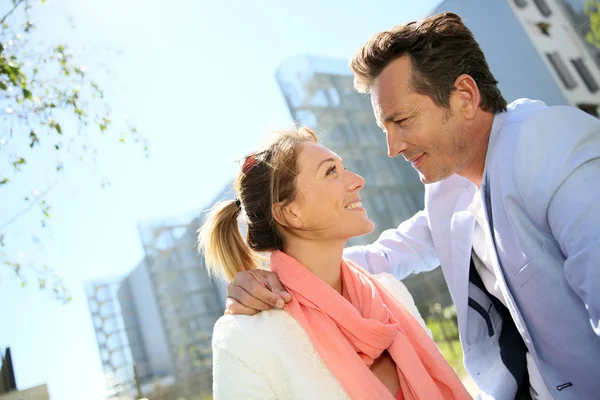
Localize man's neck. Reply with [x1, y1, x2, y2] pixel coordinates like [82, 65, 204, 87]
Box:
[283, 238, 345, 294]
[457, 112, 495, 188]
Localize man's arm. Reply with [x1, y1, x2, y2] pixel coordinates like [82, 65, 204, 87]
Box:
[549, 155, 600, 335]
[516, 106, 600, 335]
[344, 209, 440, 279]
[226, 209, 439, 315]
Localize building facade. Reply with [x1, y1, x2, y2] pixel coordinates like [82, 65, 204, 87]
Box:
[136, 213, 224, 398]
[86, 187, 232, 399]
[85, 277, 140, 399]
[1, 348, 49, 400]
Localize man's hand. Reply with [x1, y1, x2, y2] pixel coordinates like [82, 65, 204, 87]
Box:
[225, 269, 292, 316]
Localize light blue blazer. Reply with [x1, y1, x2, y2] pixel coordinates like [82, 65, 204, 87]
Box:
[345, 99, 600, 399]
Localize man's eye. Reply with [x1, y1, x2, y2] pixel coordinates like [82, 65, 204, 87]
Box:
[395, 118, 407, 126]
[326, 165, 337, 175]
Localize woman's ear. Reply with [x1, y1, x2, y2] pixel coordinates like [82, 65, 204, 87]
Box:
[272, 201, 303, 229]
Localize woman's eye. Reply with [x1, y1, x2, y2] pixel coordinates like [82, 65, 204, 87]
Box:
[326, 165, 337, 175]
[395, 118, 407, 126]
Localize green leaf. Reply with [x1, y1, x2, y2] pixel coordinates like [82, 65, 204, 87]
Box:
[22, 88, 32, 100]
[29, 130, 39, 147]
[12, 157, 26, 170]
[0, 177, 8, 185]
[49, 119, 62, 134]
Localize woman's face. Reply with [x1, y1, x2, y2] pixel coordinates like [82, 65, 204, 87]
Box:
[282, 142, 374, 242]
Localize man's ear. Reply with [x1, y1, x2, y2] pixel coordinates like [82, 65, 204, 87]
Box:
[272, 201, 303, 229]
[453, 73, 480, 120]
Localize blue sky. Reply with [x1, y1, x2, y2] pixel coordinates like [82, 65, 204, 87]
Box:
[0, 1, 441, 399]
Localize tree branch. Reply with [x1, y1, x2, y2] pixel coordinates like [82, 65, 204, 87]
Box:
[1, 0, 26, 25]
[0, 180, 57, 232]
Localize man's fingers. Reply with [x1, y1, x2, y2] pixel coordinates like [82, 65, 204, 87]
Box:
[243, 271, 286, 308]
[264, 273, 292, 303]
[227, 283, 272, 311]
[226, 270, 288, 314]
[225, 297, 259, 316]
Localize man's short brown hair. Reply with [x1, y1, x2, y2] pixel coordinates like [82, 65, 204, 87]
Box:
[350, 12, 507, 114]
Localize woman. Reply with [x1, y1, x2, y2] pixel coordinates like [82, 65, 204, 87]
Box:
[198, 127, 471, 399]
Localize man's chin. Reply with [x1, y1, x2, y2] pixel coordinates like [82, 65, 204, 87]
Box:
[418, 171, 447, 185]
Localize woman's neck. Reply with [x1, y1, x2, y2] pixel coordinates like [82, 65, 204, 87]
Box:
[284, 237, 345, 294]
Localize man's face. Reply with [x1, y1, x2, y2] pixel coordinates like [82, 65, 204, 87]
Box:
[370, 56, 474, 184]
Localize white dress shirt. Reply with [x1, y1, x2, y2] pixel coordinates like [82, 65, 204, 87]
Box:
[469, 190, 553, 400]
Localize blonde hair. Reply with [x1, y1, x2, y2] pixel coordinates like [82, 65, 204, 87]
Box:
[198, 127, 318, 282]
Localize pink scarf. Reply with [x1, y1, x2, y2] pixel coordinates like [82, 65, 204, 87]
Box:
[270, 251, 471, 400]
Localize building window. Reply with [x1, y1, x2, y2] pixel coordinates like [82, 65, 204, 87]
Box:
[514, 0, 527, 8]
[577, 103, 599, 118]
[533, 0, 552, 16]
[571, 58, 599, 93]
[535, 22, 551, 36]
[546, 52, 577, 89]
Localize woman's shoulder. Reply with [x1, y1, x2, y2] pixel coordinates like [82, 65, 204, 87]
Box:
[212, 308, 303, 351]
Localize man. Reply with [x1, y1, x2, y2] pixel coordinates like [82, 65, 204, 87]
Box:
[222, 13, 600, 400]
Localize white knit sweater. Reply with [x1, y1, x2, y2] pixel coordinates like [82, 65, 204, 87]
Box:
[212, 272, 431, 400]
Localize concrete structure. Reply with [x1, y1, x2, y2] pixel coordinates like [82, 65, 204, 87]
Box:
[85, 277, 140, 399]
[0, 385, 49, 400]
[86, 184, 233, 399]
[135, 185, 231, 388]
[558, 0, 600, 68]
[1, 348, 49, 400]
[117, 260, 172, 383]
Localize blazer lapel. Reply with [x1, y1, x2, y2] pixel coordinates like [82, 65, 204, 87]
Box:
[448, 186, 477, 339]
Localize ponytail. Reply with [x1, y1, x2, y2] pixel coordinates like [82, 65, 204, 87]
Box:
[198, 199, 261, 282]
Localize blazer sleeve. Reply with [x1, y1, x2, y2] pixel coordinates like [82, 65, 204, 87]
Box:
[514, 106, 600, 336]
[212, 316, 278, 399]
[343, 210, 440, 279]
